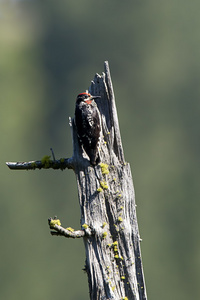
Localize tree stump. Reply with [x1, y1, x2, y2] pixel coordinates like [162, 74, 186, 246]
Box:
[7, 61, 147, 300]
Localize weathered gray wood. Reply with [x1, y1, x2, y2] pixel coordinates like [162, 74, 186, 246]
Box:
[72, 61, 147, 300]
[6, 61, 147, 300]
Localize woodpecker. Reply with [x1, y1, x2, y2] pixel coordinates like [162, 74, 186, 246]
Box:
[74, 92, 101, 166]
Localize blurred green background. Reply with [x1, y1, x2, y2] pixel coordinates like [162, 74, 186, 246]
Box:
[1, 0, 200, 299]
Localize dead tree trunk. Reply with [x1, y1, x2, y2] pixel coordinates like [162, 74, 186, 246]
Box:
[7, 61, 147, 300]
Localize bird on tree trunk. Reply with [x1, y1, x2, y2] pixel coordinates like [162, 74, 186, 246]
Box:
[75, 92, 101, 166]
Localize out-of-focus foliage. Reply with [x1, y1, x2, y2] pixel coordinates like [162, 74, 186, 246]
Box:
[1, 0, 200, 299]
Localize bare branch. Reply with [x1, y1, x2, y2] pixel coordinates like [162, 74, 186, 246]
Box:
[48, 218, 92, 238]
[6, 157, 74, 171]
[50, 225, 86, 238]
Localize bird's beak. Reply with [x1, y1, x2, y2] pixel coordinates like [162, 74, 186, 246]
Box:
[90, 95, 101, 100]
[84, 95, 101, 101]
[84, 95, 101, 104]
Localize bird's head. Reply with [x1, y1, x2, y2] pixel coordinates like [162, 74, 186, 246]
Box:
[76, 92, 101, 105]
